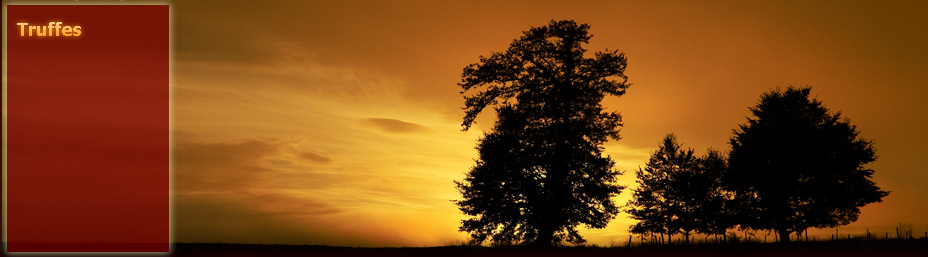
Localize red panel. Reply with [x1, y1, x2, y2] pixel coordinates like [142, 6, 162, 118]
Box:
[6, 5, 169, 253]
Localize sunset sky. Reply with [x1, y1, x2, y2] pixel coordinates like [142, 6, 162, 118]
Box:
[169, 0, 928, 246]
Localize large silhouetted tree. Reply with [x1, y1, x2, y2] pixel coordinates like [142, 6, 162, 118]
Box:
[454, 20, 628, 246]
[726, 87, 889, 243]
[629, 134, 731, 244]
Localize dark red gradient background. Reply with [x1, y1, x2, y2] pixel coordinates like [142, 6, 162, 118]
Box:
[6, 5, 169, 252]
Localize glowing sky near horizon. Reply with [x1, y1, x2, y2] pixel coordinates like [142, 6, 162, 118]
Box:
[169, 0, 928, 246]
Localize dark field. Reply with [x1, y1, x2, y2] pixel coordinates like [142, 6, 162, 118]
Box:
[170, 240, 926, 257]
[171, 241, 926, 257]
[4, 240, 926, 257]
[171, 240, 927, 257]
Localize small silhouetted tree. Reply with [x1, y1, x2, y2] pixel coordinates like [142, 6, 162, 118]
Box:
[693, 149, 735, 241]
[726, 87, 889, 243]
[627, 171, 669, 244]
[628, 134, 698, 244]
[455, 20, 629, 246]
[629, 135, 736, 244]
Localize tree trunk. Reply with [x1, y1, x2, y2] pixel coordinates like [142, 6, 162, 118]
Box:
[535, 118, 571, 248]
[778, 229, 791, 243]
[534, 225, 555, 247]
[534, 234, 553, 247]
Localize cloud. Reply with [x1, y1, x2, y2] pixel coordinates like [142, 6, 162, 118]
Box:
[172, 137, 343, 195]
[298, 151, 332, 164]
[174, 194, 354, 245]
[175, 191, 461, 246]
[364, 118, 430, 134]
[172, 137, 359, 243]
[173, 139, 279, 193]
[170, 132, 476, 246]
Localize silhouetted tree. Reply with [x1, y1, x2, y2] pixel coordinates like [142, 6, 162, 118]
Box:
[627, 165, 669, 244]
[455, 20, 628, 246]
[629, 135, 736, 244]
[726, 87, 889, 243]
[693, 149, 735, 241]
[627, 137, 676, 244]
[627, 134, 695, 244]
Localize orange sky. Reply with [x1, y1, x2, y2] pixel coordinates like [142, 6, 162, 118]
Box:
[169, 0, 928, 246]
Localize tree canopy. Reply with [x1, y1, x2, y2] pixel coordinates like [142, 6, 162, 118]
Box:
[454, 20, 628, 246]
[726, 87, 889, 242]
[627, 134, 733, 244]
[694, 149, 735, 238]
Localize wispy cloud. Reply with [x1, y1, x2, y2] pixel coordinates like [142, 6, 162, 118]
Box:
[297, 151, 332, 164]
[364, 118, 430, 134]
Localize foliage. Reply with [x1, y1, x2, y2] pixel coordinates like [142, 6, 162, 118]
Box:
[627, 134, 733, 244]
[726, 87, 889, 242]
[455, 20, 629, 246]
[694, 149, 736, 237]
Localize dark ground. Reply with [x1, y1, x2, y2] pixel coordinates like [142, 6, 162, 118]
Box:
[171, 240, 928, 257]
[4, 240, 926, 257]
